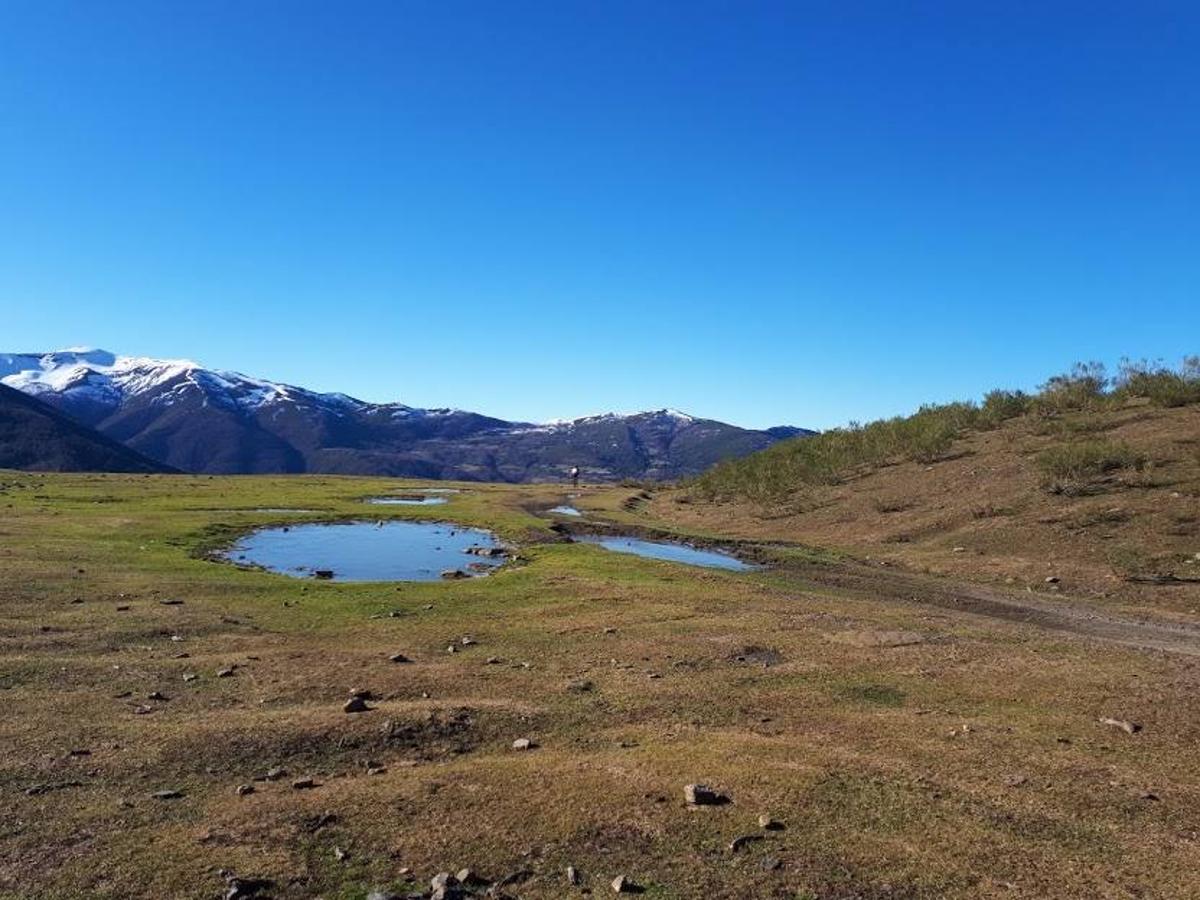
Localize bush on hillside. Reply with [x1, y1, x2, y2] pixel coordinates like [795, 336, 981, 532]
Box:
[1036, 440, 1146, 493]
[1114, 357, 1200, 408]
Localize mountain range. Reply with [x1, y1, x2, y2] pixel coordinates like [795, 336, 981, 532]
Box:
[0, 349, 811, 480]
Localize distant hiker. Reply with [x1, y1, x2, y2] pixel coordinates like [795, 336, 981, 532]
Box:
[570, 466, 580, 488]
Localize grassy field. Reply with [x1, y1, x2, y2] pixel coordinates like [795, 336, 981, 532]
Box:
[3, 472, 1200, 898]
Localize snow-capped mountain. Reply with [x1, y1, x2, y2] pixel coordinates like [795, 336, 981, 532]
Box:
[0, 349, 810, 480]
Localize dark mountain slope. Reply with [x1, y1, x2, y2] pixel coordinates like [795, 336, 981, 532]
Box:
[0, 383, 170, 473]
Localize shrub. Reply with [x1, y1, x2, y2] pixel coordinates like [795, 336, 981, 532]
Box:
[1036, 440, 1146, 492]
[1114, 357, 1200, 408]
[980, 389, 1031, 426]
[1034, 361, 1109, 413]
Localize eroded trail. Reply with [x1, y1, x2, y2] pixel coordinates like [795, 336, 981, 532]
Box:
[770, 554, 1200, 656]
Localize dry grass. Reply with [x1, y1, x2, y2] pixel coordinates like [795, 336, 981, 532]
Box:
[1, 473, 1200, 898]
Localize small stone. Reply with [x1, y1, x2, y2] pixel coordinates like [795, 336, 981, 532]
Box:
[291, 778, 317, 790]
[389, 653, 411, 663]
[566, 865, 580, 886]
[1003, 774, 1028, 788]
[262, 767, 287, 781]
[182, 673, 198, 682]
[152, 789, 182, 800]
[159, 598, 184, 606]
[461, 636, 477, 646]
[758, 814, 783, 830]
[1099, 717, 1142, 735]
[684, 783, 724, 806]
[729, 833, 763, 852]
[612, 874, 634, 893]
[455, 868, 476, 884]
[952, 546, 966, 553]
[603, 627, 617, 634]
[216, 667, 235, 678]
[333, 846, 348, 861]
[1045, 576, 1060, 584]
[343, 696, 372, 713]
[512, 738, 535, 751]
[567, 678, 594, 693]
[366, 766, 386, 776]
[147, 691, 168, 701]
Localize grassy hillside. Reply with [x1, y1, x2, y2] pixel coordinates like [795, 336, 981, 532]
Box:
[694, 358, 1200, 502]
[654, 359, 1200, 614]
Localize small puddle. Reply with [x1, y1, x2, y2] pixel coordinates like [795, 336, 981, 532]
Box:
[577, 535, 757, 571]
[367, 496, 449, 506]
[548, 505, 583, 517]
[222, 521, 506, 582]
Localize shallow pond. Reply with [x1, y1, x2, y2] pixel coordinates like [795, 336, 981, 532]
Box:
[577, 535, 756, 571]
[224, 521, 505, 582]
[548, 505, 583, 517]
[367, 496, 449, 506]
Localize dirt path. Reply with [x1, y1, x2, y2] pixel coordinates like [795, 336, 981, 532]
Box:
[774, 555, 1200, 656]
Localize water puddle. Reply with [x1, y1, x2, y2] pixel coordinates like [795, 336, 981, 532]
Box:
[548, 505, 583, 517]
[223, 521, 507, 582]
[577, 535, 756, 571]
[367, 495, 449, 506]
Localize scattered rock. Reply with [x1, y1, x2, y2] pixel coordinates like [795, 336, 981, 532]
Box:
[333, 846, 348, 861]
[366, 766, 387, 776]
[611, 874, 639, 894]
[1045, 576, 1060, 584]
[1099, 717, 1142, 735]
[261, 767, 287, 781]
[182, 673, 198, 682]
[758, 814, 783, 830]
[236, 784, 255, 796]
[216, 667, 236, 678]
[566, 865, 581, 886]
[159, 598, 184, 606]
[441, 569, 468, 580]
[567, 678, 594, 693]
[389, 653, 411, 664]
[343, 696, 373, 713]
[291, 778, 317, 790]
[460, 636, 477, 646]
[729, 833, 764, 852]
[512, 738, 536, 751]
[223, 875, 274, 900]
[684, 783, 726, 806]
[314, 569, 335, 580]
[147, 691, 169, 702]
[152, 789, 182, 800]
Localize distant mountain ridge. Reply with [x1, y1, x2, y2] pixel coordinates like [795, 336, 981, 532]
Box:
[0, 349, 812, 480]
[0, 381, 170, 473]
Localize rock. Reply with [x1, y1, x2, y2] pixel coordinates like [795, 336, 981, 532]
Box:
[952, 546, 966, 553]
[430, 872, 458, 900]
[343, 696, 372, 713]
[223, 876, 274, 900]
[262, 767, 287, 781]
[291, 777, 317, 790]
[1045, 576, 1060, 584]
[333, 846, 348, 861]
[441, 569, 468, 580]
[152, 789, 182, 800]
[147, 691, 169, 701]
[455, 868, 478, 884]
[236, 784, 255, 796]
[512, 738, 535, 751]
[389, 653, 411, 663]
[603, 627, 617, 634]
[447, 644, 457, 653]
[611, 874, 637, 893]
[1099, 717, 1142, 735]
[758, 814, 783, 830]
[567, 678, 594, 693]
[313, 569, 335, 579]
[729, 833, 764, 852]
[367, 765, 387, 776]
[684, 783, 725, 806]
[461, 636, 477, 646]
[182, 673, 198, 682]
[566, 865, 580, 886]
[1003, 774, 1028, 788]
[486, 656, 502, 664]
[159, 598, 184, 606]
[216, 667, 236, 678]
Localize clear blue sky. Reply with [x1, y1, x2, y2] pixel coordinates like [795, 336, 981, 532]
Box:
[2, 1, 1197, 429]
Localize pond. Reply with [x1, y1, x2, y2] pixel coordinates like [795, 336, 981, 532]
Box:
[576, 535, 756, 571]
[367, 495, 449, 506]
[548, 505, 583, 517]
[223, 520, 507, 582]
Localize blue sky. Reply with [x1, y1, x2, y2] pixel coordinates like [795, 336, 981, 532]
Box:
[2, 1, 1197, 429]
